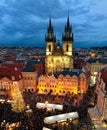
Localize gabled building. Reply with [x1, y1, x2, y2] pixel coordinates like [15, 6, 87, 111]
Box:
[22, 61, 38, 92]
[0, 66, 23, 97]
[30, 60, 45, 76]
[37, 69, 88, 95]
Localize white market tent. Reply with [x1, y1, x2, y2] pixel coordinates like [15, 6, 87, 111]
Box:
[44, 112, 79, 124]
[36, 102, 63, 110]
[42, 127, 52, 130]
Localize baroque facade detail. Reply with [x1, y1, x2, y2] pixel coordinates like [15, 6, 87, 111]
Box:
[37, 69, 88, 95]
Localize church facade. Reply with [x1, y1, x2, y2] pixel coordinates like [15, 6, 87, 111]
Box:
[45, 17, 74, 75]
[37, 17, 88, 95]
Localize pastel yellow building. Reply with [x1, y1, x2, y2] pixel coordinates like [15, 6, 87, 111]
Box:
[37, 69, 88, 95]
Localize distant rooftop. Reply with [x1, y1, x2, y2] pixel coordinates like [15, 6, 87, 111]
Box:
[87, 58, 107, 64]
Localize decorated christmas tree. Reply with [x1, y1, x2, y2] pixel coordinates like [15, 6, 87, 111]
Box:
[11, 84, 26, 113]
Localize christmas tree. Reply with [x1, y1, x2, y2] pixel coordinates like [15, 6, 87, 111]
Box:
[11, 84, 26, 113]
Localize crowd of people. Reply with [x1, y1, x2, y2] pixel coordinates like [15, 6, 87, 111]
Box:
[0, 87, 96, 130]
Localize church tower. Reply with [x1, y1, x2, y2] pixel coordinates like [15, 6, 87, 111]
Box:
[45, 17, 56, 56]
[45, 16, 74, 75]
[62, 16, 74, 56]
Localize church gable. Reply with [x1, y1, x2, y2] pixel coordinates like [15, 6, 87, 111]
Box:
[65, 74, 71, 78]
[72, 75, 78, 80]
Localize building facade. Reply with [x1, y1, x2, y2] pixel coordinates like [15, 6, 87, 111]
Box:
[96, 67, 107, 120]
[45, 17, 74, 75]
[87, 58, 107, 85]
[22, 61, 38, 92]
[0, 61, 38, 97]
[37, 69, 88, 95]
[31, 60, 45, 76]
[0, 66, 23, 98]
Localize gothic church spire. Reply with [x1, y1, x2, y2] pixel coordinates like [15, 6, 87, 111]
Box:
[45, 17, 56, 42]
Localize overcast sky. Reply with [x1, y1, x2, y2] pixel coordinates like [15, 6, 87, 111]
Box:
[0, 0, 107, 48]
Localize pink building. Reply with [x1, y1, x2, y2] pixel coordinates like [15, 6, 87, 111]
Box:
[96, 67, 107, 121]
[0, 66, 23, 98]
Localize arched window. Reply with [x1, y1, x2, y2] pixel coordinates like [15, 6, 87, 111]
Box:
[66, 44, 69, 52]
[49, 45, 51, 52]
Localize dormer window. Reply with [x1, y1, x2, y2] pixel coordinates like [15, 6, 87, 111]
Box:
[11, 76, 15, 81]
[19, 75, 21, 79]
[15, 67, 17, 71]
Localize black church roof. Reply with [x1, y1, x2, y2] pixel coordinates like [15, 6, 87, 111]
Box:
[56, 69, 88, 77]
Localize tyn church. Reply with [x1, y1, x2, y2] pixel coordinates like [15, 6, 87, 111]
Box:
[45, 16, 74, 75]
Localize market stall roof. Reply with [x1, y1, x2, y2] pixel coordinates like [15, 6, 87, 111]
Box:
[36, 102, 63, 110]
[44, 112, 79, 124]
[42, 127, 52, 130]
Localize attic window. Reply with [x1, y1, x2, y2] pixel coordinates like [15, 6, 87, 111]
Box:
[15, 67, 17, 71]
[19, 75, 21, 78]
[11, 76, 15, 81]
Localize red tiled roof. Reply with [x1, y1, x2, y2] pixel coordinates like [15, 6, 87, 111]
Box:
[0, 66, 22, 81]
[101, 68, 107, 83]
[1, 63, 25, 70]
